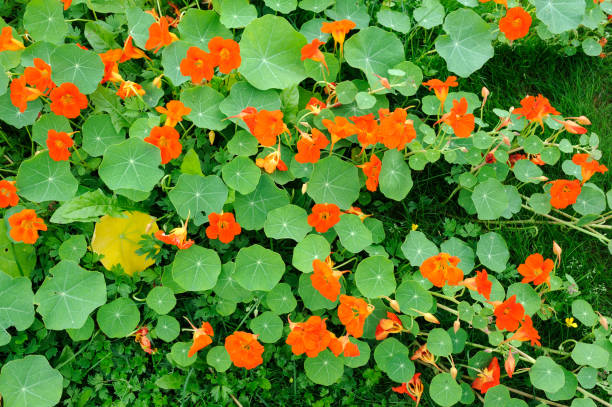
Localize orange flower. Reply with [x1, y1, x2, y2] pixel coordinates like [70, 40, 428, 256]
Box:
[322, 116, 357, 151]
[357, 154, 382, 192]
[120, 36, 149, 63]
[116, 80, 145, 99]
[572, 154, 608, 184]
[305, 97, 327, 115]
[344, 206, 371, 221]
[49, 83, 88, 119]
[506, 315, 541, 346]
[460, 269, 492, 300]
[208, 36, 241, 74]
[144, 125, 182, 164]
[530, 154, 546, 166]
[337, 295, 374, 338]
[436, 97, 474, 138]
[180, 46, 219, 84]
[320, 20, 356, 54]
[133, 326, 157, 355]
[307, 203, 341, 233]
[311, 258, 348, 302]
[328, 333, 360, 357]
[256, 149, 288, 174]
[472, 357, 500, 394]
[60, 0, 72, 10]
[499, 7, 532, 41]
[518, 253, 554, 286]
[46, 129, 74, 161]
[184, 319, 214, 357]
[375, 312, 404, 340]
[422, 76, 458, 105]
[392, 373, 424, 406]
[99, 49, 124, 84]
[145, 16, 177, 53]
[508, 153, 527, 168]
[8, 209, 47, 244]
[206, 212, 241, 244]
[350, 113, 379, 150]
[295, 128, 329, 164]
[549, 179, 582, 209]
[24, 58, 55, 95]
[301, 38, 328, 71]
[286, 316, 332, 358]
[411, 344, 437, 366]
[154, 216, 194, 249]
[493, 295, 525, 332]
[377, 108, 416, 150]
[225, 331, 264, 370]
[513, 94, 560, 128]
[155, 100, 192, 127]
[420, 253, 464, 288]
[0, 180, 18, 208]
[555, 119, 587, 134]
[9, 76, 42, 113]
[0, 26, 24, 52]
[233, 107, 288, 147]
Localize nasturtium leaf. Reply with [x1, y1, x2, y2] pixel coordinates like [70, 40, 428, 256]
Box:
[96, 297, 140, 338]
[571, 399, 597, 407]
[170, 342, 197, 367]
[32, 113, 71, 146]
[572, 299, 598, 326]
[401, 231, 439, 267]
[343, 338, 370, 368]
[377, 9, 411, 33]
[23, 0, 67, 45]
[180, 148, 203, 176]
[249, 311, 283, 343]
[220, 82, 281, 130]
[582, 38, 602, 56]
[35, 261, 106, 330]
[299, 273, 338, 310]
[265, 283, 297, 314]
[219, 0, 257, 28]
[99, 138, 163, 193]
[414, 0, 445, 29]
[172, 245, 221, 292]
[447, 327, 467, 353]
[506, 283, 540, 316]
[530, 356, 565, 393]
[292, 234, 331, 272]
[264, 204, 312, 242]
[67, 316, 94, 342]
[435, 9, 494, 78]
[528, 192, 551, 215]
[299, 0, 334, 12]
[344, 27, 404, 77]
[227, 130, 259, 156]
[483, 385, 510, 406]
[304, 350, 344, 386]
[207, 346, 232, 372]
[355, 256, 395, 298]
[161, 41, 190, 86]
[429, 373, 462, 407]
[513, 159, 544, 184]
[0, 355, 63, 407]
[577, 367, 597, 389]
[396, 280, 433, 314]
[16, 152, 78, 203]
[181, 85, 227, 131]
[155, 315, 180, 342]
[146, 286, 177, 315]
[126, 7, 156, 49]
[334, 214, 372, 253]
[385, 352, 415, 383]
[234, 174, 290, 230]
[440, 237, 474, 274]
[374, 338, 409, 371]
[50, 45, 104, 95]
[304, 51, 340, 83]
[476, 232, 509, 272]
[82, 114, 125, 157]
[389, 61, 422, 97]
[222, 156, 261, 195]
[235, 245, 285, 292]
[217, 298, 237, 316]
[169, 174, 228, 225]
[91, 211, 158, 276]
[535, 0, 586, 34]
[501, 185, 522, 219]
[299, 18, 331, 42]
[307, 156, 360, 210]
[573, 183, 606, 216]
[571, 343, 608, 369]
[325, 0, 370, 29]
[427, 328, 453, 357]
[0, 274, 34, 345]
[177, 9, 232, 49]
[546, 368, 578, 401]
[238, 15, 307, 90]
[21, 41, 56, 67]
[264, 0, 297, 13]
[0, 221, 36, 278]
[471, 179, 509, 220]
[213, 262, 254, 302]
[379, 149, 413, 201]
[0, 92, 42, 128]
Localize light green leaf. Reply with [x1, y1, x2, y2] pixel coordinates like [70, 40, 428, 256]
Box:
[213, 262, 254, 302]
[299, 0, 334, 13]
[82, 114, 124, 157]
[344, 27, 404, 77]
[355, 256, 395, 298]
[32, 113, 71, 147]
[401, 231, 439, 267]
[377, 9, 411, 33]
[249, 311, 283, 343]
[307, 156, 360, 209]
[429, 373, 462, 406]
[572, 299, 598, 326]
[334, 214, 372, 253]
[170, 342, 197, 367]
[207, 346, 232, 372]
[414, 0, 445, 29]
[0, 355, 62, 407]
[304, 350, 344, 386]
[292, 234, 331, 273]
[396, 280, 433, 314]
[168, 174, 228, 225]
[264, 204, 312, 242]
[264, 0, 297, 13]
[324, 0, 370, 29]
[23, 0, 67, 45]
[545, 368, 578, 401]
[220, 0, 257, 28]
[530, 357, 565, 393]
[476, 232, 509, 272]
[471, 179, 509, 220]
[50, 189, 119, 224]
[0, 274, 34, 345]
[234, 174, 290, 230]
[96, 297, 140, 338]
[177, 9, 232, 49]
[219, 82, 281, 130]
[507, 283, 540, 316]
[0, 221, 36, 278]
[265, 283, 297, 314]
[235, 244, 285, 291]
[379, 149, 413, 201]
[513, 159, 544, 184]
[172, 245, 222, 292]
[181, 85, 228, 131]
[146, 286, 176, 315]
[161, 41, 190, 86]
[16, 152, 78, 203]
[227, 130, 259, 156]
[535, 0, 586, 34]
[155, 315, 181, 342]
[126, 7, 156, 49]
[571, 343, 609, 369]
[440, 237, 474, 273]
[0, 93, 42, 129]
[298, 272, 338, 310]
[50, 44, 104, 95]
[573, 183, 606, 215]
[222, 156, 261, 195]
[427, 328, 453, 356]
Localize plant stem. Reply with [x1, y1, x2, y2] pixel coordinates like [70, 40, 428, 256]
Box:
[430, 291, 460, 305]
[576, 387, 612, 407]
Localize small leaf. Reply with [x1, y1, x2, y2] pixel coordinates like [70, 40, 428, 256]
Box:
[96, 297, 140, 338]
[304, 350, 344, 386]
[235, 245, 285, 291]
[0, 355, 63, 407]
[172, 245, 222, 292]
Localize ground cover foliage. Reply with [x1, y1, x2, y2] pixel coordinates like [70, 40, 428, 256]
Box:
[0, 0, 610, 406]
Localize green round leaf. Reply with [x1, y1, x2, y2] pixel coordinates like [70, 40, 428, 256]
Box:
[440, 237, 474, 274]
[0, 93, 42, 129]
[67, 316, 94, 342]
[264, 0, 297, 13]
[414, 0, 445, 29]
[573, 183, 606, 216]
[213, 262, 254, 303]
[264, 204, 312, 242]
[222, 156, 261, 195]
[58, 235, 87, 263]
[334, 214, 373, 253]
[528, 192, 552, 215]
[207, 346, 232, 372]
[483, 385, 510, 407]
[572, 299, 598, 326]
[292, 234, 331, 273]
[545, 368, 578, 401]
[234, 174, 290, 230]
[23, 0, 67, 45]
[155, 315, 180, 342]
[227, 130, 260, 156]
[299, 0, 334, 12]
[344, 27, 404, 77]
[401, 231, 439, 267]
[476, 232, 509, 272]
[379, 149, 413, 201]
[265, 282, 297, 314]
[0, 355, 63, 407]
[82, 114, 124, 157]
[571, 399, 597, 407]
[429, 373, 462, 406]
[298, 272, 338, 311]
[161, 41, 190, 86]
[390, 61, 423, 97]
[0, 274, 35, 345]
[304, 350, 344, 386]
[50, 44, 104, 94]
[96, 297, 140, 338]
[235, 244, 285, 292]
[126, 7, 155, 49]
[324, 0, 370, 29]
[377, 9, 411, 33]
[396, 280, 433, 314]
[427, 328, 453, 357]
[471, 179, 509, 220]
[16, 152, 78, 203]
[571, 342, 609, 369]
[249, 311, 283, 343]
[577, 367, 597, 389]
[170, 342, 197, 367]
[582, 38, 602, 56]
[168, 174, 228, 225]
[307, 156, 360, 210]
[177, 9, 232, 49]
[529, 356, 565, 393]
[374, 337, 409, 371]
[146, 286, 176, 315]
[181, 86, 227, 131]
[172, 245, 222, 292]
[355, 256, 396, 298]
[219, 0, 257, 28]
[513, 159, 544, 184]
[535, 0, 586, 34]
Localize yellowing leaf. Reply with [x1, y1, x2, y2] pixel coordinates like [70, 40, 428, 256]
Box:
[91, 211, 158, 276]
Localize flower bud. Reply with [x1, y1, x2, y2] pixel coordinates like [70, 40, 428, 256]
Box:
[535, 176, 549, 182]
[597, 312, 609, 331]
[208, 130, 215, 145]
[389, 299, 401, 313]
[502, 136, 511, 146]
[459, 147, 469, 153]
[301, 183, 308, 194]
[553, 241, 562, 265]
[574, 115, 591, 125]
[481, 87, 489, 108]
[450, 366, 458, 380]
[453, 319, 461, 333]
[152, 74, 163, 88]
[423, 313, 439, 324]
[505, 350, 516, 378]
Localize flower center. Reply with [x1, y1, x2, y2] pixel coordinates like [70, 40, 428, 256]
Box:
[61, 94, 73, 105]
[220, 48, 230, 60]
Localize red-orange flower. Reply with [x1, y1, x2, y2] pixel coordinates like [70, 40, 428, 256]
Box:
[99, 49, 124, 84]
[494, 295, 525, 332]
[144, 125, 182, 164]
[311, 258, 348, 302]
[322, 116, 358, 151]
[420, 253, 464, 288]
[180, 46, 219, 84]
[506, 315, 541, 346]
[508, 153, 527, 168]
[206, 212, 241, 244]
[436, 97, 474, 138]
[499, 7, 532, 41]
[116, 80, 145, 99]
[306, 97, 327, 115]
[337, 295, 374, 338]
[320, 20, 356, 54]
[0, 180, 18, 208]
[328, 333, 360, 357]
[375, 312, 404, 340]
[301, 38, 328, 71]
[555, 119, 588, 134]
[479, 0, 507, 6]
[10, 76, 42, 113]
[154, 217, 194, 250]
[460, 269, 492, 300]
[422, 76, 458, 105]
[518, 253, 554, 286]
[208, 36, 241, 74]
[392, 373, 424, 406]
[514, 94, 560, 128]
[351, 113, 379, 150]
[225, 331, 264, 370]
[0, 26, 24, 52]
[357, 154, 382, 192]
[132, 326, 157, 354]
[549, 179, 582, 209]
[572, 154, 608, 184]
[60, 0, 72, 10]
[49, 83, 88, 119]
[256, 149, 288, 174]
[377, 108, 416, 150]
[120, 36, 149, 63]
[185, 319, 214, 357]
[8, 209, 47, 244]
[145, 17, 178, 53]
[24, 58, 55, 95]
[286, 316, 332, 358]
[307, 203, 341, 233]
[46, 129, 74, 161]
[472, 357, 500, 394]
[155, 100, 192, 127]
[411, 344, 437, 366]
[295, 128, 329, 164]
[233, 107, 288, 147]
